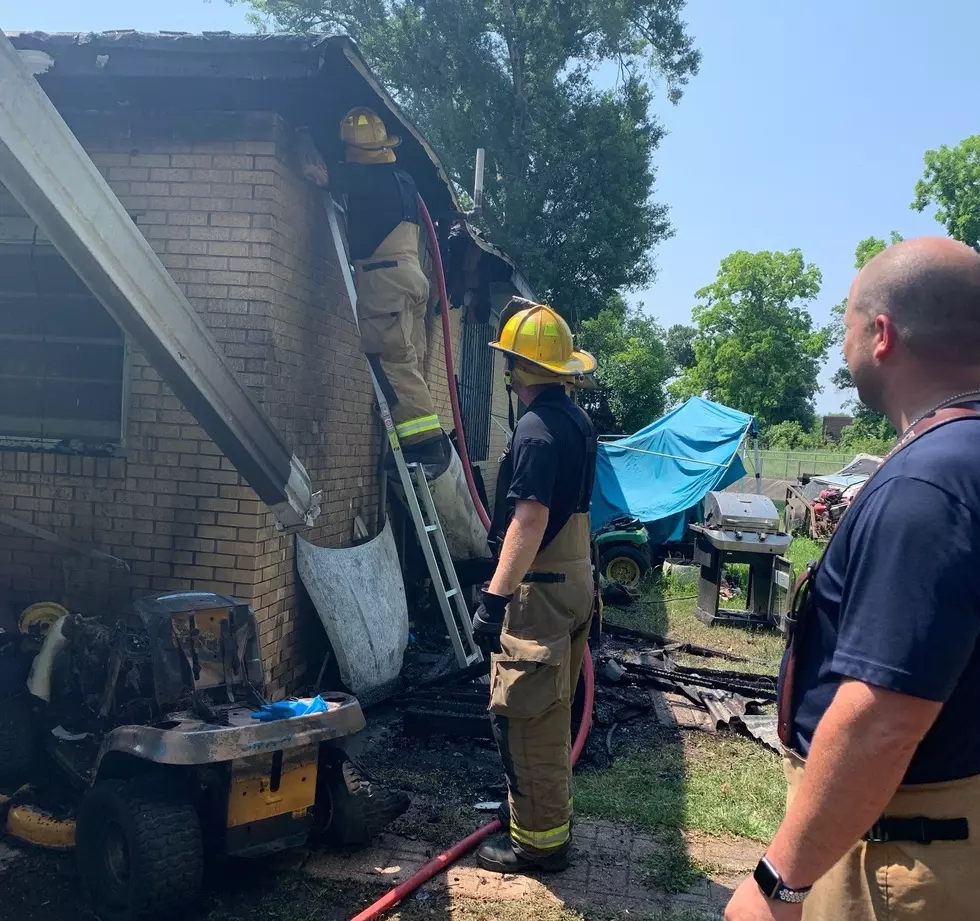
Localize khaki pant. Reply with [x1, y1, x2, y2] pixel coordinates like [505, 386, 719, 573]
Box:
[785, 751, 980, 920]
[489, 513, 594, 857]
[354, 222, 439, 447]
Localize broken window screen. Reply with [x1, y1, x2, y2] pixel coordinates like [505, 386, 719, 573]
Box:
[0, 243, 127, 448]
[458, 318, 494, 462]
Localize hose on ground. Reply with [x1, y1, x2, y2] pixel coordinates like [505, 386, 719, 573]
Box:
[348, 648, 595, 921]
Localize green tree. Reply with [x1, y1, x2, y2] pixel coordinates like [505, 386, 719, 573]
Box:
[828, 234, 900, 441]
[233, 0, 701, 322]
[761, 419, 824, 451]
[665, 323, 696, 371]
[912, 135, 980, 249]
[577, 296, 672, 435]
[670, 249, 828, 430]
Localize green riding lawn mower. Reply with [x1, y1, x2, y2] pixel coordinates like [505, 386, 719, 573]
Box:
[593, 517, 654, 590]
[0, 591, 409, 921]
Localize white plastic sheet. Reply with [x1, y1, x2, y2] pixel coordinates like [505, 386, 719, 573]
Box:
[403, 443, 492, 561]
[296, 520, 408, 696]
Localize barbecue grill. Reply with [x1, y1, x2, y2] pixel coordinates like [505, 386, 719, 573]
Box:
[689, 492, 792, 627]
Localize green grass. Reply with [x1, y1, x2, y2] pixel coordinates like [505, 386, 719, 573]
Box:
[579, 561, 794, 894]
[640, 846, 719, 896]
[783, 536, 824, 576]
[575, 732, 783, 843]
[604, 570, 785, 670]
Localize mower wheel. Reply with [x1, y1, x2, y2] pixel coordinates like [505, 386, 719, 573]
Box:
[600, 544, 651, 589]
[76, 777, 203, 921]
[0, 696, 34, 784]
[313, 749, 410, 848]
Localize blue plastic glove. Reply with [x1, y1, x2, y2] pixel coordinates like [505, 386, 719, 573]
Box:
[251, 695, 329, 722]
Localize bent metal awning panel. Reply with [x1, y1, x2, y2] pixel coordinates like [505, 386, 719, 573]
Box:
[0, 30, 318, 530]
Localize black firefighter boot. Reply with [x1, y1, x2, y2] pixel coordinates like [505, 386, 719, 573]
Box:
[388, 431, 451, 480]
[476, 834, 571, 874]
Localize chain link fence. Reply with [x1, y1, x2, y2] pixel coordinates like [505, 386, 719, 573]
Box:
[726, 448, 854, 499]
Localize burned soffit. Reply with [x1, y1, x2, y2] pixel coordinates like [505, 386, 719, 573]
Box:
[5, 31, 457, 220]
[7, 30, 528, 299]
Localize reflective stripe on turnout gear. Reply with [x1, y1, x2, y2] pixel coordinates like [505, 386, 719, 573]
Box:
[395, 414, 441, 440]
[510, 817, 571, 851]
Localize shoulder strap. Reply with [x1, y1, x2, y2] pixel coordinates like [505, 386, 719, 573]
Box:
[814, 400, 980, 568]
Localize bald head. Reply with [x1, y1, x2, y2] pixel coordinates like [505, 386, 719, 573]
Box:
[851, 237, 980, 364]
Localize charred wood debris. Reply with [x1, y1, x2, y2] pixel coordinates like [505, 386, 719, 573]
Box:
[399, 583, 781, 757]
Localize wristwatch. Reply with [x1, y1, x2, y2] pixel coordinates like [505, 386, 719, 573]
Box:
[753, 855, 811, 904]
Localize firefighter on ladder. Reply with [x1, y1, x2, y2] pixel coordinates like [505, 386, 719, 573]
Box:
[471, 298, 599, 873]
[325, 107, 447, 469]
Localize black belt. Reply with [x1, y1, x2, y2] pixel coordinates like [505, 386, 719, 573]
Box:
[523, 572, 566, 584]
[864, 816, 969, 844]
[362, 260, 399, 272]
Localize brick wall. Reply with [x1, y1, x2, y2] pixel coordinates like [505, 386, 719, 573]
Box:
[0, 111, 410, 694]
[0, 108, 486, 695]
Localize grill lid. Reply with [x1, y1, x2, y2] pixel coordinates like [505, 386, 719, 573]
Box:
[703, 492, 780, 532]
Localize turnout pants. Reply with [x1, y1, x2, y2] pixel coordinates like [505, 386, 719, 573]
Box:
[354, 221, 439, 447]
[489, 513, 594, 857]
[785, 751, 980, 919]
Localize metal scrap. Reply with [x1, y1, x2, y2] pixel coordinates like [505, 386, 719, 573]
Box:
[602, 623, 766, 666]
[738, 714, 781, 753]
[598, 629, 780, 753]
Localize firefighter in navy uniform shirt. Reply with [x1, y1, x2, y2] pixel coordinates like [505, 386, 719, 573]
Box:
[726, 237, 980, 921]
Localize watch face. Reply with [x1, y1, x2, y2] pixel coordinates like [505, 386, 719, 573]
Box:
[753, 857, 780, 899]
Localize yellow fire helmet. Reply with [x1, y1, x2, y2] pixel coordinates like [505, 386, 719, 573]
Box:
[340, 107, 401, 164]
[490, 298, 597, 387]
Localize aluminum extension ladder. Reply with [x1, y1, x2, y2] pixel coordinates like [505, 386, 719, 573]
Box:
[325, 197, 483, 668]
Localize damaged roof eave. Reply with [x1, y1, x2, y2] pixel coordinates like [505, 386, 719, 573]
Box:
[7, 29, 526, 300]
[6, 30, 461, 218]
[334, 38, 462, 216]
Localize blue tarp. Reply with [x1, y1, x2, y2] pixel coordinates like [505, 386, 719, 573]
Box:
[591, 397, 756, 543]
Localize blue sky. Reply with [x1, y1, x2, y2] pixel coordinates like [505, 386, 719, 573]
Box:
[8, 1, 978, 412]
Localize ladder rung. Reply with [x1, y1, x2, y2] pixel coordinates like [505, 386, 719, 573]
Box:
[445, 588, 458, 599]
[424, 524, 438, 533]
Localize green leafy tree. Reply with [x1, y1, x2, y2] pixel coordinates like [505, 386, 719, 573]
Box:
[577, 296, 672, 435]
[665, 323, 696, 371]
[231, 0, 701, 321]
[912, 135, 980, 249]
[761, 419, 825, 451]
[828, 234, 901, 441]
[670, 249, 828, 429]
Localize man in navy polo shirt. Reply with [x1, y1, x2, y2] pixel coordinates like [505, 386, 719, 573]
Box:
[726, 237, 980, 921]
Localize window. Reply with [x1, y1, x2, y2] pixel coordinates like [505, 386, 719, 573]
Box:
[457, 318, 494, 462]
[0, 241, 128, 450]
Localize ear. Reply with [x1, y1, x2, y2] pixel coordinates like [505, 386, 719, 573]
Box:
[872, 314, 899, 362]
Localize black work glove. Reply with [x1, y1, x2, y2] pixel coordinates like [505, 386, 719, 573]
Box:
[471, 589, 512, 656]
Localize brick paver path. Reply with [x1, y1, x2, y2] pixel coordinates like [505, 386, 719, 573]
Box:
[305, 820, 761, 919]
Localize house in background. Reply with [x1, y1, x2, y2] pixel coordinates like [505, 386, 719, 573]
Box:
[0, 31, 528, 694]
[821, 414, 854, 443]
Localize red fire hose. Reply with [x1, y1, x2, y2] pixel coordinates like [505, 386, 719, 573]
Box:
[349, 650, 595, 921]
[416, 195, 492, 533]
[347, 200, 596, 921]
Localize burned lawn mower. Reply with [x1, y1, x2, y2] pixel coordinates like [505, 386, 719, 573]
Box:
[0, 591, 408, 921]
